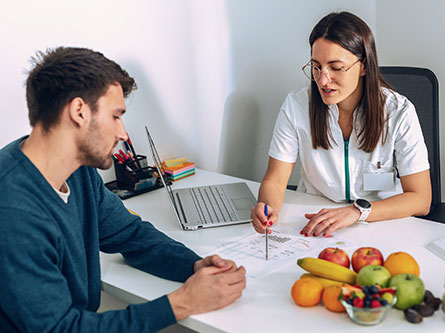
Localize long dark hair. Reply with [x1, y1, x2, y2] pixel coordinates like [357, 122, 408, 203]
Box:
[309, 12, 390, 152]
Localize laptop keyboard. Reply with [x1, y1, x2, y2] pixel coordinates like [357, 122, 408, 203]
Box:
[189, 186, 238, 224]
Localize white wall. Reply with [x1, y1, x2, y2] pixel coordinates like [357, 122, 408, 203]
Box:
[1, 0, 376, 185]
[0, 0, 232, 182]
[376, 0, 445, 198]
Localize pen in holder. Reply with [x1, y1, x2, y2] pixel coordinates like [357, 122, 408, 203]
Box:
[114, 155, 156, 191]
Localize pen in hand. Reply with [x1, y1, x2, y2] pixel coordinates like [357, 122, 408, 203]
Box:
[265, 204, 269, 261]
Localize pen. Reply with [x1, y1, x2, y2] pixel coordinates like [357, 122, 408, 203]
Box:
[126, 150, 139, 170]
[265, 204, 269, 261]
[113, 153, 132, 172]
[126, 133, 142, 169]
[114, 153, 125, 163]
[123, 141, 131, 154]
[119, 149, 129, 161]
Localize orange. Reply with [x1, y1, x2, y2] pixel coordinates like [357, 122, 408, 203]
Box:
[383, 252, 420, 276]
[322, 284, 346, 313]
[291, 278, 323, 307]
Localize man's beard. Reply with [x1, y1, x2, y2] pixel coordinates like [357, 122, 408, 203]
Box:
[78, 120, 115, 170]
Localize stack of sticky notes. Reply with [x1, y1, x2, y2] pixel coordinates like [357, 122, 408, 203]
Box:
[162, 157, 195, 181]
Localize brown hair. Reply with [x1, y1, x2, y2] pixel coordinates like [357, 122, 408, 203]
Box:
[309, 12, 390, 152]
[26, 47, 137, 132]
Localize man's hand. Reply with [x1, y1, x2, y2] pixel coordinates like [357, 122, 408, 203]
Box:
[193, 255, 236, 273]
[168, 264, 246, 320]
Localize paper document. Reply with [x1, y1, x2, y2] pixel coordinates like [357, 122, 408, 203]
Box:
[209, 229, 352, 278]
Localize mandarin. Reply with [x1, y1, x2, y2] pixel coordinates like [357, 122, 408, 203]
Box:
[322, 284, 346, 313]
[383, 252, 420, 276]
[291, 278, 323, 307]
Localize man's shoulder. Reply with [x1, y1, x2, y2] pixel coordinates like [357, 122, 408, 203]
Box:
[0, 138, 101, 220]
[0, 138, 25, 181]
[0, 138, 35, 207]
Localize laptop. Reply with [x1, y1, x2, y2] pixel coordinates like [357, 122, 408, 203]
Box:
[145, 126, 257, 230]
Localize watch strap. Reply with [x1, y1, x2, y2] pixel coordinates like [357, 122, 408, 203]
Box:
[353, 199, 371, 223]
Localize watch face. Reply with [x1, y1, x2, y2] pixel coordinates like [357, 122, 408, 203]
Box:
[356, 199, 371, 209]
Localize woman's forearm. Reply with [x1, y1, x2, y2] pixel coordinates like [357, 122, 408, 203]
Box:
[258, 179, 287, 213]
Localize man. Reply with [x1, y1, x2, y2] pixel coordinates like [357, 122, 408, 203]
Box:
[0, 47, 246, 332]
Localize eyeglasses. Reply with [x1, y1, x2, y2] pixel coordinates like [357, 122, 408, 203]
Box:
[302, 58, 362, 82]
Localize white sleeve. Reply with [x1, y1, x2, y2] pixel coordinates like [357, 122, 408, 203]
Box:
[268, 101, 299, 163]
[393, 99, 430, 176]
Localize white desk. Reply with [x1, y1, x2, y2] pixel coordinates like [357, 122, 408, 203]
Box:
[100, 169, 445, 332]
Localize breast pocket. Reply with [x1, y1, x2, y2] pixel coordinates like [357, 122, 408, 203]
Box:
[361, 159, 396, 191]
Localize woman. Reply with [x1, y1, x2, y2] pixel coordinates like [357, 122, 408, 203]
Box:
[250, 12, 431, 237]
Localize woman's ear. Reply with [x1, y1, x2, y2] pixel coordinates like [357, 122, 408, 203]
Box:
[68, 97, 91, 127]
[360, 59, 366, 77]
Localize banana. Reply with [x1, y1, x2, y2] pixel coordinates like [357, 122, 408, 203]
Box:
[297, 257, 357, 284]
[300, 273, 343, 288]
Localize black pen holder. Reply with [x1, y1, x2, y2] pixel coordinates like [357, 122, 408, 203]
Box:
[114, 155, 156, 190]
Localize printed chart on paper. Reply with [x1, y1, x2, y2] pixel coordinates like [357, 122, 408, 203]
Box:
[210, 229, 351, 278]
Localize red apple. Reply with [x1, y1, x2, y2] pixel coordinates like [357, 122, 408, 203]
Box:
[318, 247, 350, 268]
[351, 247, 384, 273]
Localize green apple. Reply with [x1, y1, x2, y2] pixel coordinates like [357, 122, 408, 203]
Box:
[356, 265, 391, 287]
[389, 273, 425, 310]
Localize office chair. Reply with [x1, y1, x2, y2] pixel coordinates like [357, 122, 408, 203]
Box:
[380, 67, 443, 223]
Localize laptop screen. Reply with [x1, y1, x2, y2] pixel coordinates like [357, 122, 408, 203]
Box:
[145, 126, 180, 215]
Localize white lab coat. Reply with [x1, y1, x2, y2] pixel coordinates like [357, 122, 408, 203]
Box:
[269, 86, 429, 202]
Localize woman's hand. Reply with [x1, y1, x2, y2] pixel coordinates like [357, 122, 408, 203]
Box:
[250, 202, 278, 234]
[300, 205, 360, 237]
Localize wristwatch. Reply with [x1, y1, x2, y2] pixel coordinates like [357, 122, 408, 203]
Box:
[353, 199, 372, 223]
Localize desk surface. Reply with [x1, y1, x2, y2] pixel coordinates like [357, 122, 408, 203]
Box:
[100, 169, 445, 332]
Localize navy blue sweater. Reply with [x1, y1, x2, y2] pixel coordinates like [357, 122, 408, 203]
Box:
[0, 138, 201, 332]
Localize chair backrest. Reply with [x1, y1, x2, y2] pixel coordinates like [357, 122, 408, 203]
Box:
[380, 66, 440, 207]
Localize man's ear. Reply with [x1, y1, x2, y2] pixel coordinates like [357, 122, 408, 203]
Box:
[68, 97, 91, 127]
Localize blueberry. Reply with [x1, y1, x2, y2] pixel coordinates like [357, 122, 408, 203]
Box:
[365, 294, 373, 301]
[364, 299, 371, 308]
[346, 298, 353, 305]
[362, 286, 369, 294]
[369, 285, 379, 294]
[381, 299, 388, 306]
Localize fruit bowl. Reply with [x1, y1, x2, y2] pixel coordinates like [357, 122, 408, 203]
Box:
[340, 296, 397, 326]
